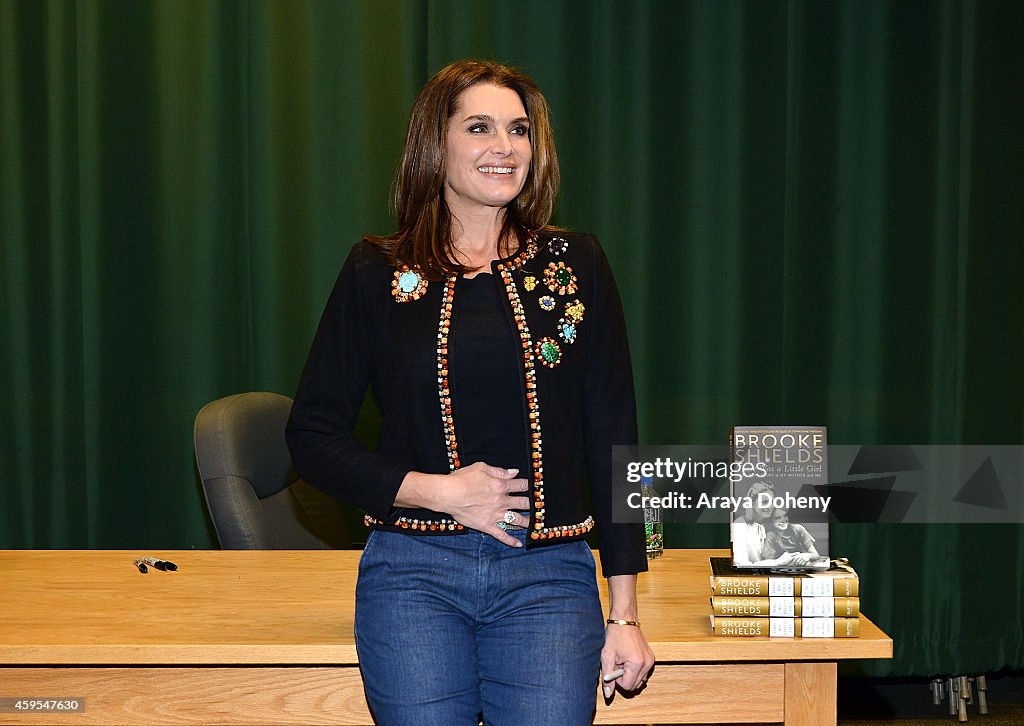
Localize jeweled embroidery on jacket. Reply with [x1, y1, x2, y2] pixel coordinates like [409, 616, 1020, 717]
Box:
[535, 337, 562, 367]
[498, 239, 592, 541]
[543, 261, 578, 295]
[558, 299, 584, 344]
[391, 266, 427, 302]
[548, 236, 568, 256]
[436, 277, 460, 472]
[363, 513, 462, 531]
[556, 318, 577, 345]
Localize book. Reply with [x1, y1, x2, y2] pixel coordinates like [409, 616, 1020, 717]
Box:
[729, 425, 830, 569]
[710, 614, 861, 638]
[710, 595, 860, 617]
[709, 556, 859, 597]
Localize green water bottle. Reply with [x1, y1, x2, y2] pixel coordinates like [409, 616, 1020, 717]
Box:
[641, 475, 663, 559]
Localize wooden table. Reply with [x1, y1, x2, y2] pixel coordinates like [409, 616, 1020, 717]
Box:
[0, 548, 891, 725]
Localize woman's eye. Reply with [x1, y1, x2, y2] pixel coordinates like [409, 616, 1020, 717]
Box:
[510, 125, 529, 136]
[469, 123, 488, 133]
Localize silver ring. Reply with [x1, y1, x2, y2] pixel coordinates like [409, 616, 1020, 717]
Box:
[502, 510, 517, 525]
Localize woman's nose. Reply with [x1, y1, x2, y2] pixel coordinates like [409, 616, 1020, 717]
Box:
[491, 130, 513, 155]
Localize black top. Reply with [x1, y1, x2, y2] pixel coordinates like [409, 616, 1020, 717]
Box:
[449, 273, 529, 478]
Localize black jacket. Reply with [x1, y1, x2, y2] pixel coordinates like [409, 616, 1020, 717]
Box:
[286, 231, 647, 577]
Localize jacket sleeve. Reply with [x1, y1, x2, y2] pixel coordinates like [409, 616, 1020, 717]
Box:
[285, 243, 409, 519]
[582, 235, 649, 577]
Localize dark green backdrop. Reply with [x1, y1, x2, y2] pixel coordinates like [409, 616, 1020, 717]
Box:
[1, 0, 1021, 676]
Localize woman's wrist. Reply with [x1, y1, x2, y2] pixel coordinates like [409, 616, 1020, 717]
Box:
[606, 573, 639, 621]
[393, 470, 449, 511]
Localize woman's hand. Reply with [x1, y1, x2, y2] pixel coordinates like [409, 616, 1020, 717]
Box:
[753, 551, 799, 567]
[601, 623, 655, 699]
[394, 463, 529, 547]
[602, 574, 655, 699]
[445, 462, 530, 546]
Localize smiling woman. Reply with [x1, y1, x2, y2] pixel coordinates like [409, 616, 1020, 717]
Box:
[373, 59, 561, 280]
[443, 84, 533, 229]
[286, 59, 654, 724]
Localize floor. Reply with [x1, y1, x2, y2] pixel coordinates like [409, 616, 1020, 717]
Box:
[836, 673, 1024, 725]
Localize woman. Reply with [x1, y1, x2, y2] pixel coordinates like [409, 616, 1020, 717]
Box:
[286, 59, 654, 724]
[762, 507, 825, 566]
[731, 481, 803, 567]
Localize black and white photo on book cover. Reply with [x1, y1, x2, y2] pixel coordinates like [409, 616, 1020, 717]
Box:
[729, 426, 830, 570]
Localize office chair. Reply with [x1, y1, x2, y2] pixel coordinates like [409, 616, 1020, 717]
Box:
[194, 392, 350, 549]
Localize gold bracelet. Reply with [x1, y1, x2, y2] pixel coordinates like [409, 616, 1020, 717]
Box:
[606, 618, 641, 627]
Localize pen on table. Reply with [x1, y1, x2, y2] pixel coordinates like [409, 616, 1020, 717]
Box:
[141, 557, 178, 571]
[133, 559, 148, 574]
[602, 668, 625, 683]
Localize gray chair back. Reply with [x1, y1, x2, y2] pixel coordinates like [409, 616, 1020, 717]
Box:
[194, 392, 350, 549]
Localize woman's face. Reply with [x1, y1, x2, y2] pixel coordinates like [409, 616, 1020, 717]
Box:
[771, 512, 790, 531]
[443, 83, 532, 218]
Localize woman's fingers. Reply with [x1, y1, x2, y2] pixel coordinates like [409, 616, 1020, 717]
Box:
[489, 524, 523, 548]
[601, 626, 656, 700]
[473, 462, 519, 479]
[443, 462, 534, 545]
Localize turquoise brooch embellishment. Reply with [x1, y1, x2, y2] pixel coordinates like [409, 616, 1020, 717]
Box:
[557, 317, 577, 344]
[392, 266, 427, 303]
[560, 300, 584, 344]
[535, 337, 562, 368]
[544, 261, 578, 296]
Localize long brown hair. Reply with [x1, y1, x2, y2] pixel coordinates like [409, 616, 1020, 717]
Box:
[369, 59, 560, 278]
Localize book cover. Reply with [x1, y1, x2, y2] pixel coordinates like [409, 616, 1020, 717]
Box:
[710, 595, 860, 617]
[709, 557, 859, 597]
[729, 426, 830, 569]
[710, 614, 861, 638]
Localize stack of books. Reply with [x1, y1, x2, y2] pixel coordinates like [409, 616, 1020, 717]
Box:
[708, 556, 862, 637]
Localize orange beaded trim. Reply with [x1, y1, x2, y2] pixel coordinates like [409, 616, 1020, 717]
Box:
[497, 236, 595, 541]
[363, 514, 463, 531]
[504, 234, 539, 271]
[531, 515, 594, 541]
[497, 260, 547, 532]
[437, 277, 460, 472]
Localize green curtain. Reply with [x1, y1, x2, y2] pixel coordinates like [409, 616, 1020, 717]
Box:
[1, 0, 1021, 676]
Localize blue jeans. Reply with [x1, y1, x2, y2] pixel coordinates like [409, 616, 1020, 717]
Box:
[354, 529, 604, 725]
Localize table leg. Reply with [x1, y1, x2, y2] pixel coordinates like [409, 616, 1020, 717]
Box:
[784, 662, 837, 726]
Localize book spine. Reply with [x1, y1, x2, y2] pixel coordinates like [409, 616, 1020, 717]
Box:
[711, 616, 861, 638]
[710, 596, 861, 617]
[709, 575, 794, 596]
[829, 596, 860, 618]
[710, 575, 859, 597]
[797, 577, 860, 597]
